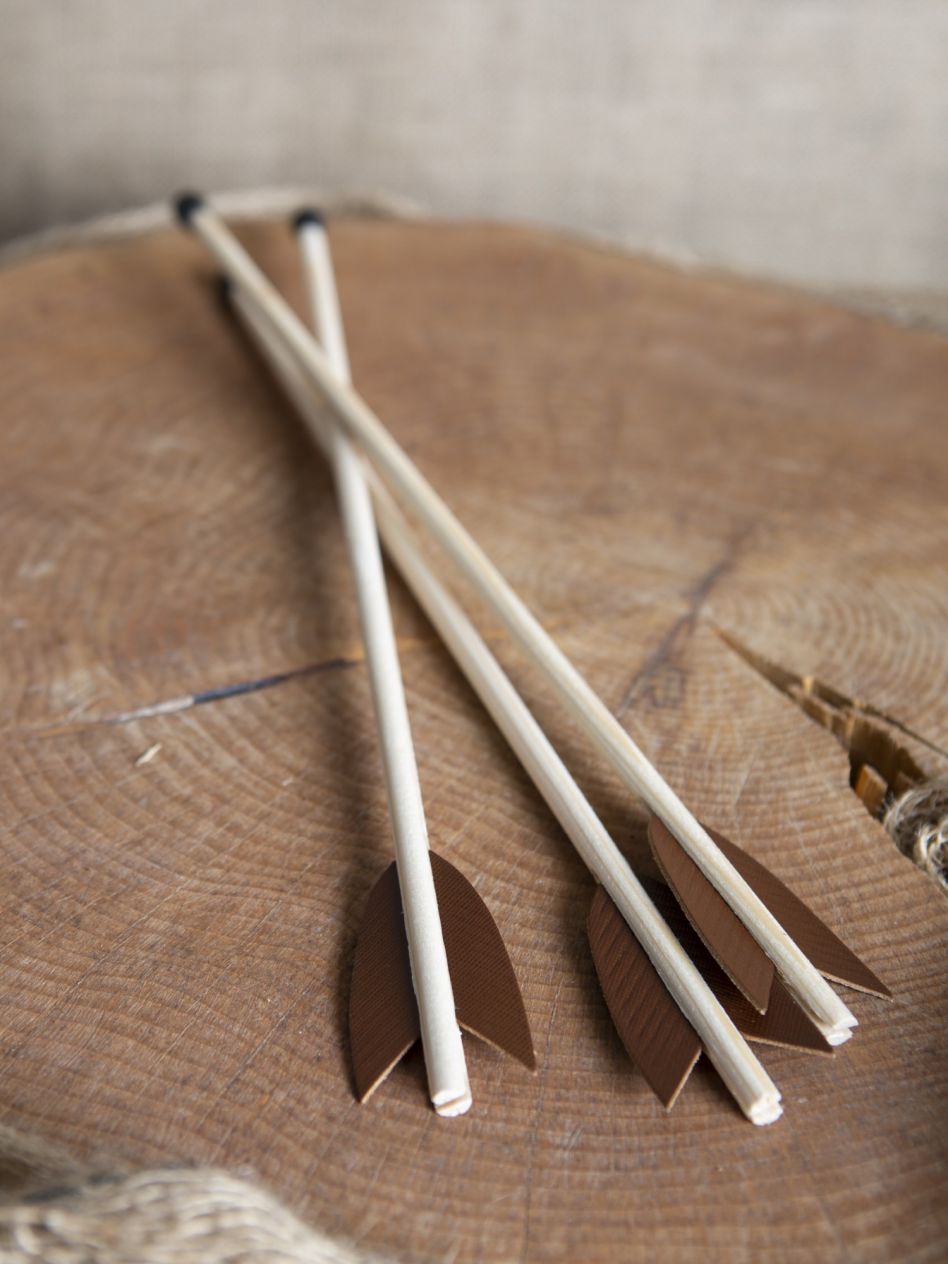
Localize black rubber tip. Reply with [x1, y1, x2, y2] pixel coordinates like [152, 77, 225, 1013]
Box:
[292, 207, 325, 232]
[174, 191, 204, 225]
[215, 274, 233, 310]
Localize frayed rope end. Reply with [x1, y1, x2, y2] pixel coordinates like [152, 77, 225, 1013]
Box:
[884, 780, 948, 891]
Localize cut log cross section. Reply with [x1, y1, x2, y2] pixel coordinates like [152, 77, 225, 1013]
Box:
[0, 215, 944, 1262]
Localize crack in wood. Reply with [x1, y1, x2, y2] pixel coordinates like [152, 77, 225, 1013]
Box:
[190, 659, 359, 708]
[107, 653, 361, 723]
[615, 529, 753, 717]
[28, 655, 362, 738]
[715, 627, 946, 819]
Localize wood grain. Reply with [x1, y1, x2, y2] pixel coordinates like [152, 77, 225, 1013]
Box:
[0, 218, 946, 1262]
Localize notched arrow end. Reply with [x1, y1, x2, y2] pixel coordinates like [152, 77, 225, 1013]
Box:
[706, 824, 893, 1001]
[643, 879, 834, 1057]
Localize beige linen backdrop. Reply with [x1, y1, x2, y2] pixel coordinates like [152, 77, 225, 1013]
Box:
[1, 0, 947, 309]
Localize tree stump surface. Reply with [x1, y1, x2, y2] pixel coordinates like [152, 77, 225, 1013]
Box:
[0, 218, 945, 1263]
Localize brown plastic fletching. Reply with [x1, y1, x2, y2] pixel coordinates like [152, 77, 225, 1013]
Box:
[643, 880, 832, 1055]
[587, 885, 701, 1108]
[724, 974, 833, 1053]
[648, 815, 775, 1013]
[429, 852, 536, 1071]
[707, 827, 891, 999]
[349, 853, 535, 1102]
[349, 862, 419, 1102]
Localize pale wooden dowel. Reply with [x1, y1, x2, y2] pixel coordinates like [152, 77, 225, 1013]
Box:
[228, 279, 783, 1126]
[179, 196, 855, 1042]
[295, 211, 469, 1117]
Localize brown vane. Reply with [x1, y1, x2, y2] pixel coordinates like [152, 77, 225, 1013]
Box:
[349, 862, 420, 1102]
[707, 827, 891, 999]
[349, 854, 534, 1102]
[429, 852, 536, 1070]
[643, 880, 833, 1055]
[724, 974, 833, 1053]
[587, 885, 702, 1109]
[648, 816, 775, 1012]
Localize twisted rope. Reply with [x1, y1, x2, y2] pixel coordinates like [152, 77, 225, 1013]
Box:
[0, 1127, 389, 1264]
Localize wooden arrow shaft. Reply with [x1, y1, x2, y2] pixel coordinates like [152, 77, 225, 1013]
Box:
[295, 218, 469, 1117]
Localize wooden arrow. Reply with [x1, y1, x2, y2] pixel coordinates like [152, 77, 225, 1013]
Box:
[293, 211, 533, 1102]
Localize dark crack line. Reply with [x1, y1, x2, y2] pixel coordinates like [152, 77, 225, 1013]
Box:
[105, 655, 361, 724]
[29, 655, 361, 737]
[190, 658, 358, 707]
[615, 532, 750, 717]
[615, 609, 691, 717]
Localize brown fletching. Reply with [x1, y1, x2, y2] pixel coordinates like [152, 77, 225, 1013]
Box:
[349, 862, 419, 1102]
[648, 815, 775, 1012]
[725, 974, 833, 1053]
[430, 852, 535, 1070]
[707, 827, 891, 999]
[643, 880, 832, 1055]
[587, 885, 701, 1108]
[349, 853, 534, 1102]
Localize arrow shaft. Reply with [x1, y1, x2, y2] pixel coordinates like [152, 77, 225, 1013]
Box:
[296, 219, 469, 1117]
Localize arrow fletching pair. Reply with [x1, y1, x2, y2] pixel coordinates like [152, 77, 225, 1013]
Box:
[588, 815, 890, 1108]
[350, 856, 535, 1101]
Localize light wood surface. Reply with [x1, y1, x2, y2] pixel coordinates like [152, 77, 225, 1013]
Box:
[0, 218, 946, 1261]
